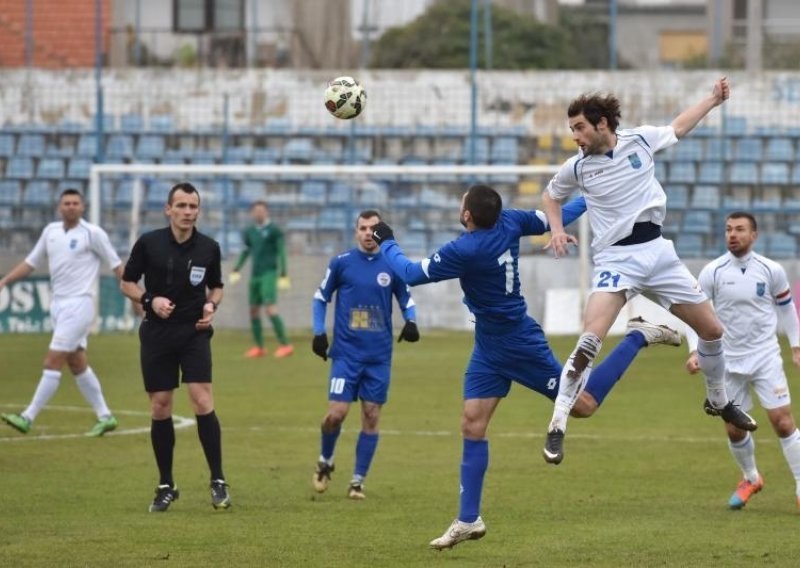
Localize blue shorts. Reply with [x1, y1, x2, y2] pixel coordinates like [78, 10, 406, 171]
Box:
[328, 358, 391, 404]
[465, 316, 563, 400]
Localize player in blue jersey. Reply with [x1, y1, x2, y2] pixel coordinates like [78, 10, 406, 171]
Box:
[311, 209, 420, 500]
[370, 184, 681, 550]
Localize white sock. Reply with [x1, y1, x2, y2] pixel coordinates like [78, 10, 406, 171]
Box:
[779, 429, 800, 497]
[697, 338, 729, 409]
[22, 369, 62, 422]
[549, 333, 602, 432]
[74, 366, 112, 419]
[728, 433, 759, 483]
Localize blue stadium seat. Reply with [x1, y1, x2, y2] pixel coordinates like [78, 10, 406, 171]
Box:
[654, 161, 667, 182]
[697, 161, 724, 184]
[490, 137, 519, 164]
[77, 134, 98, 158]
[92, 113, 116, 132]
[120, 113, 145, 133]
[252, 147, 280, 163]
[136, 135, 166, 160]
[283, 139, 314, 163]
[704, 138, 733, 161]
[729, 163, 759, 185]
[668, 162, 696, 184]
[674, 234, 704, 258]
[358, 181, 388, 208]
[460, 137, 490, 163]
[286, 214, 317, 231]
[17, 134, 45, 157]
[765, 233, 797, 258]
[115, 180, 134, 208]
[37, 158, 65, 179]
[665, 185, 689, 209]
[751, 192, 782, 211]
[225, 146, 253, 164]
[146, 179, 170, 208]
[400, 231, 428, 256]
[722, 191, 751, 210]
[328, 181, 352, 204]
[765, 138, 795, 161]
[45, 142, 74, 158]
[317, 208, 348, 231]
[0, 133, 15, 157]
[190, 150, 219, 164]
[298, 180, 327, 205]
[760, 163, 790, 185]
[673, 138, 703, 161]
[149, 115, 174, 132]
[0, 180, 22, 205]
[682, 211, 712, 234]
[690, 186, 720, 210]
[724, 115, 747, 136]
[238, 180, 266, 206]
[22, 180, 52, 206]
[106, 135, 134, 160]
[6, 157, 34, 179]
[733, 137, 762, 162]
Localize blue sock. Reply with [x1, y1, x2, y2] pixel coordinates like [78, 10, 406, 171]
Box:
[320, 426, 341, 462]
[354, 431, 380, 478]
[584, 331, 647, 406]
[459, 438, 489, 523]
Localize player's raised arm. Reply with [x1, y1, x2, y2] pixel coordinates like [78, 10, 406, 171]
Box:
[671, 76, 729, 139]
[373, 222, 465, 286]
[542, 192, 578, 258]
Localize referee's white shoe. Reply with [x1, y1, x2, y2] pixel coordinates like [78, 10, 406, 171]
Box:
[429, 517, 486, 550]
[626, 316, 682, 347]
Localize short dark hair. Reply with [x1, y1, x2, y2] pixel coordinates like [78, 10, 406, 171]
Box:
[356, 209, 382, 226]
[250, 200, 268, 210]
[726, 211, 757, 231]
[168, 182, 200, 204]
[568, 93, 622, 132]
[59, 188, 83, 200]
[464, 184, 502, 228]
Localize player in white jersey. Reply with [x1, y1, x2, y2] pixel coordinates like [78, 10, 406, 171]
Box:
[540, 76, 757, 464]
[685, 212, 800, 511]
[0, 189, 122, 437]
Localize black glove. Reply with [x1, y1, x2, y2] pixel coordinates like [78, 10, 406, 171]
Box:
[371, 222, 395, 246]
[398, 320, 420, 343]
[312, 333, 329, 361]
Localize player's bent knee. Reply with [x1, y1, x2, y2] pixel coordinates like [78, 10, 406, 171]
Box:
[571, 393, 598, 418]
[770, 411, 796, 438]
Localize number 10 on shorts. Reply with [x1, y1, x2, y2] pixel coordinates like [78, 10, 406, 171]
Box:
[596, 271, 621, 288]
[330, 377, 346, 395]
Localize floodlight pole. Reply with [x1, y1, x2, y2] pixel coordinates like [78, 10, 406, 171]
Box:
[469, 0, 479, 165]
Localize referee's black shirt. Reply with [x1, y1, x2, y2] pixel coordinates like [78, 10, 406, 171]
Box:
[123, 227, 223, 324]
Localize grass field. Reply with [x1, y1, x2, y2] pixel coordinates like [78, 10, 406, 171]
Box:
[1, 330, 799, 567]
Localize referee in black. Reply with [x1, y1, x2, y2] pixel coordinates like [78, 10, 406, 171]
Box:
[120, 182, 230, 512]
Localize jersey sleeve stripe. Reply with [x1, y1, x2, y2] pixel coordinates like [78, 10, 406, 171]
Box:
[777, 297, 792, 306]
[420, 258, 431, 278]
[776, 289, 791, 299]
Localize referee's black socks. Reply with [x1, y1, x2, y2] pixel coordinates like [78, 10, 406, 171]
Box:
[196, 410, 225, 481]
[151, 417, 175, 487]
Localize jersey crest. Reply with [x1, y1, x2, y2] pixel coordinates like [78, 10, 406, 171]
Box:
[376, 272, 391, 287]
[627, 152, 642, 169]
[69, 238, 78, 249]
[190, 266, 206, 286]
[756, 282, 766, 297]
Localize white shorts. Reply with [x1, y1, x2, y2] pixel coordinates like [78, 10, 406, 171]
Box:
[726, 353, 791, 411]
[591, 237, 707, 309]
[49, 296, 95, 352]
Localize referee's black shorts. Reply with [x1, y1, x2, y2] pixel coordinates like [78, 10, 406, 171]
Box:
[139, 320, 213, 392]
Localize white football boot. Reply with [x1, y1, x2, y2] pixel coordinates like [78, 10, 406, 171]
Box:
[429, 517, 486, 550]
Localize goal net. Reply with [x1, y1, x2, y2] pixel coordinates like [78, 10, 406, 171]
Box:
[89, 163, 594, 333]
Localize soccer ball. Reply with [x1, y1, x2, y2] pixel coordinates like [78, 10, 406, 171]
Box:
[324, 76, 367, 120]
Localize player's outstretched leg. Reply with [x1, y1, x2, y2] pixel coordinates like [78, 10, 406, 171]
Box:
[314, 425, 340, 493]
[727, 431, 764, 509]
[430, 438, 488, 550]
[349, 431, 379, 500]
[544, 333, 602, 464]
[3, 369, 63, 434]
[75, 367, 118, 437]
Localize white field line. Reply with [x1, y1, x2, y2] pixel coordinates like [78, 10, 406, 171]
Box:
[0, 404, 195, 443]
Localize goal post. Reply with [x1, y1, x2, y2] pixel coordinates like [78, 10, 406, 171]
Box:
[88, 163, 591, 332]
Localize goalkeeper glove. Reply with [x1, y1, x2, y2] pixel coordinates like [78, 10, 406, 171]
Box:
[398, 320, 420, 343]
[278, 276, 291, 291]
[312, 333, 329, 361]
[371, 222, 395, 246]
[228, 271, 242, 285]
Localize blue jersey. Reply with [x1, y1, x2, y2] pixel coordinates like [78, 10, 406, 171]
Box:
[313, 247, 416, 363]
[381, 198, 586, 332]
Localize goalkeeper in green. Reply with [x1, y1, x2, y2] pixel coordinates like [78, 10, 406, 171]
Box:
[230, 201, 294, 358]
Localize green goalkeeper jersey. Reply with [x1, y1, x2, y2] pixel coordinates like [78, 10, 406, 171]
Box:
[234, 222, 287, 276]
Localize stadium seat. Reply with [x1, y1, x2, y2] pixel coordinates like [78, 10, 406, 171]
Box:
[673, 138, 703, 161]
[765, 233, 797, 258]
[729, 163, 759, 185]
[724, 115, 747, 136]
[136, 135, 166, 160]
[664, 185, 689, 209]
[401, 231, 428, 256]
[704, 138, 733, 161]
[0, 133, 15, 157]
[22, 180, 53, 206]
[461, 137, 490, 163]
[668, 162, 696, 184]
[145, 179, 170, 208]
[0, 180, 22, 205]
[760, 162, 789, 185]
[722, 188, 751, 210]
[764, 138, 795, 161]
[17, 134, 45, 157]
[490, 137, 519, 164]
[92, 113, 116, 132]
[6, 157, 35, 179]
[697, 161, 724, 185]
[120, 113, 145, 133]
[190, 150, 219, 164]
[252, 147, 281, 163]
[682, 211, 712, 234]
[149, 115, 174, 132]
[358, 181, 388, 208]
[225, 146, 253, 164]
[45, 142, 75, 158]
[793, 164, 800, 185]
[238, 180, 267, 206]
[674, 234, 704, 258]
[286, 214, 317, 231]
[283, 138, 314, 163]
[298, 180, 327, 205]
[114, 180, 134, 208]
[654, 161, 667, 182]
[328, 181, 353, 205]
[733, 137, 762, 162]
[690, 186, 720, 210]
[77, 134, 98, 158]
[317, 208, 348, 231]
[37, 157, 65, 179]
[106, 135, 134, 160]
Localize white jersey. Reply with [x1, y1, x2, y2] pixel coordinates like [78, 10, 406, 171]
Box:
[546, 125, 678, 253]
[697, 251, 791, 361]
[25, 219, 121, 299]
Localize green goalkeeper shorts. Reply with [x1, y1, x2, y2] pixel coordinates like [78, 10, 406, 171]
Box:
[249, 272, 279, 306]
